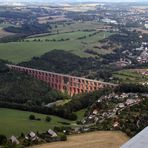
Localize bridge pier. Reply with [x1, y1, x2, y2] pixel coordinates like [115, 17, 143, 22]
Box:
[6, 64, 117, 96]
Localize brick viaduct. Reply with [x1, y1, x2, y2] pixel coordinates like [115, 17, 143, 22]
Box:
[7, 64, 117, 96]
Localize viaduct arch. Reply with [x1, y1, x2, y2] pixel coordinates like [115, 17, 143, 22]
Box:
[7, 64, 117, 96]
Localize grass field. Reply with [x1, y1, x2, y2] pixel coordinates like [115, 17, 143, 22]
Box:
[0, 23, 14, 29]
[0, 108, 75, 137]
[75, 109, 86, 121]
[0, 28, 15, 38]
[0, 31, 112, 63]
[50, 21, 110, 34]
[32, 131, 129, 148]
[112, 69, 148, 83]
[27, 31, 92, 41]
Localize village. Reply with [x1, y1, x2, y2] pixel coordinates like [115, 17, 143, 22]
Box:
[115, 42, 148, 68]
[2, 128, 67, 147]
[82, 93, 146, 127]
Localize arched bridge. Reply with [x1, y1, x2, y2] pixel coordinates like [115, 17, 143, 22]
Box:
[7, 64, 117, 96]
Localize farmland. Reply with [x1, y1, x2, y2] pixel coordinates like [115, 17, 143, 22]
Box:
[0, 23, 14, 28]
[0, 28, 14, 38]
[112, 69, 148, 83]
[32, 131, 129, 148]
[49, 21, 111, 34]
[0, 31, 112, 63]
[0, 23, 15, 38]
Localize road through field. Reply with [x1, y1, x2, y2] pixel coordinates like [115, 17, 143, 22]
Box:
[31, 131, 129, 148]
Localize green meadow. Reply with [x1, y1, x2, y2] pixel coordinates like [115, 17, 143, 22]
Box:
[0, 108, 74, 136]
[112, 69, 148, 83]
[0, 23, 14, 28]
[0, 31, 112, 63]
[0, 108, 86, 137]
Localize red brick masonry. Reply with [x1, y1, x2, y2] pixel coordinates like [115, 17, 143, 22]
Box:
[7, 64, 117, 96]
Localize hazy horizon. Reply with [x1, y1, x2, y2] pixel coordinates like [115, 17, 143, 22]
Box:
[1, 0, 148, 4]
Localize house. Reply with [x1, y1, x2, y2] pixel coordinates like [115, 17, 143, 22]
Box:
[94, 117, 99, 122]
[47, 129, 57, 137]
[118, 103, 125, 108]
[144, 23, 148, 29]
[97, 99, 101, 103]
[92, 109, 98, 115]
[74, 127, 81, 134]
[25, 131, 38, 141]
[10, 135, 20, 144]
[88, 115, 94, 119]
[125, 99, 135, 105]
[121, 93, 128, 98]
[102, 18, 118, 25]
[113, 122, 120, 128]
[29, 131, 36, 138]
[137, 50, 148, 63]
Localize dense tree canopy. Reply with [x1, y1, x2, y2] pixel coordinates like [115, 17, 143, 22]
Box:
[20, 50, 96, 76]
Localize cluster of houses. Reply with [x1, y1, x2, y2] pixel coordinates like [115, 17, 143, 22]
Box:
[8, 129, 58, 146]
[136, 42, 148, 64]
[114, 42, 148, 68]
[144, 21, 148, 30]
[116, 58, 132, 68]
[82, 93, 143, 126]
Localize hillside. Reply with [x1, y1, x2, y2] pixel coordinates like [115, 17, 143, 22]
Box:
[0, 60, 64, 106]
[20, 50, 95, 75]
[0, 31, 112, 63]
[0, 60, 79, 120]
[0, 108, 72, 136]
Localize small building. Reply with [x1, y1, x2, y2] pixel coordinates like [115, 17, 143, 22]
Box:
[10, 135, 20, 144]
[74, 127, 81, 134]
[144, 23, 148, 29]
[102, 18, 118, 25]
[29, 131, 36, 138]
[47, 129, 57, 137]
[113, 122, 120, 128]
[93, 109, 98, 115]
[125, 99, 135, 105]
[25, 131, 38, 141]
[118, 103, 125, 108]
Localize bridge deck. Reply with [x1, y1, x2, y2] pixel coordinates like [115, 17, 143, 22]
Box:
[6, 64, 117, 96]
[6, 64, 117, 86]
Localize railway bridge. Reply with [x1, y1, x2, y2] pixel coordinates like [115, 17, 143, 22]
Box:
[7, 64, 117, 96]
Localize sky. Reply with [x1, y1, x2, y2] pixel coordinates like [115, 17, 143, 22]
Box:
[1, 0, 148, 4]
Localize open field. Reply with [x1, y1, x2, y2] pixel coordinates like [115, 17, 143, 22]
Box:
[0, 23, 16, 38]
[29, 21, 110, 37]
[32, 131, 129, 148]
[0, 108, 86, 137]
[0, 28, 15, 38]
[50, 21, 111, 34]
[0, 108, 74, 137]
[27, 31, 92, 41]
[0, 31, 112, 63]
[0, 23, 14, 28]
[75, 109, 86, 121]
[112, 69, 148, 83]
